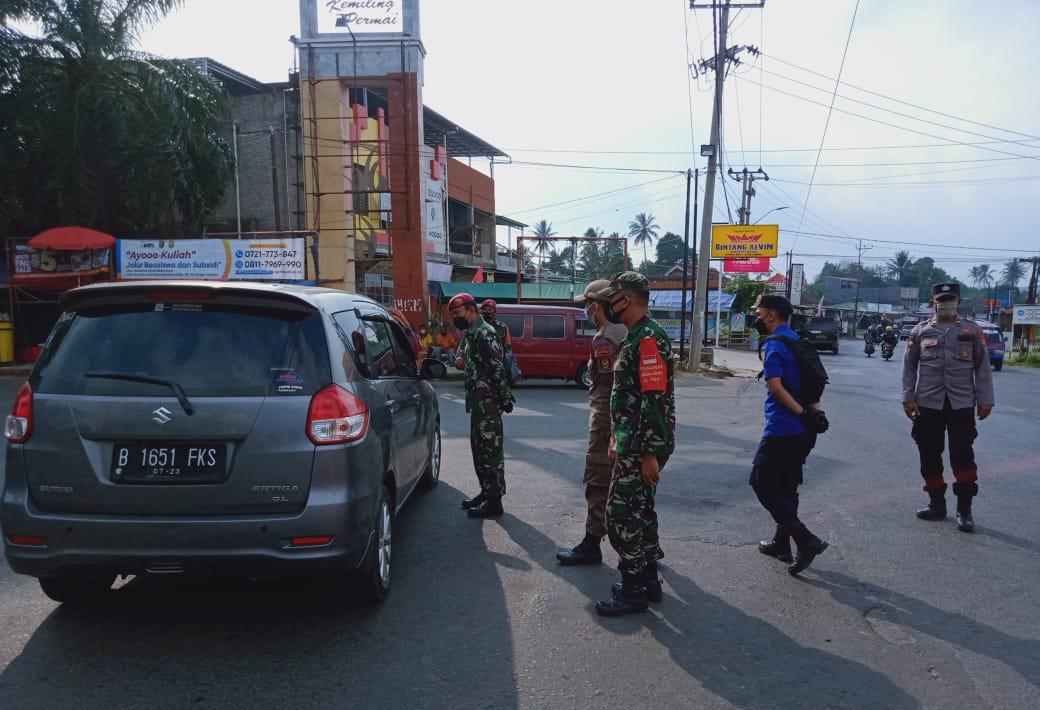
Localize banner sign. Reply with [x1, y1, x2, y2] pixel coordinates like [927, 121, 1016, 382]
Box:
[12, 241, 110, 281]
[790, 263, 805, 307]
[317, 0, 404, 34]
[724, 257, 770, 273]
[117, 239, 306, 281]
[422, 145, 447, 255]
[711, 225, 779, 258]
[1012, 305, 1040, 326]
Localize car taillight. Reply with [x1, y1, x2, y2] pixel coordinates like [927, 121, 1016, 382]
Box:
[5, 382, 32, 444]
[307, 385, 368, 445]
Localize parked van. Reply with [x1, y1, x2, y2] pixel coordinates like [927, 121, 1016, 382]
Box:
[974, 320, 1007, 371]
[493, 304, 595, 387]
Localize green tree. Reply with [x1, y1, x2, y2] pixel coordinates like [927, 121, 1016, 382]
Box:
[0, 0, 232, 235]
[531, 219, 556, 256]
[1002, 259, 1026, 290]
[885, 250, 915, 285]
[655, 232, 684, 266]
[724, 275, 770, 312]
[627, 212, 659, 267]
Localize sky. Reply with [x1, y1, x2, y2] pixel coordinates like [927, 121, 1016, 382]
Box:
[137, 0, 1040, 284]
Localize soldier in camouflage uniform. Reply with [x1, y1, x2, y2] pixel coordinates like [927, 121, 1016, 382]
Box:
[480, 299, 512, 355]
[450, 293, 513, 519]
[556, 279, 629, 566]
[593, 272, 675, 617]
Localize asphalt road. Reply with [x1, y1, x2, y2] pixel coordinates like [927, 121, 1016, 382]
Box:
[0, 348, 1038, 709]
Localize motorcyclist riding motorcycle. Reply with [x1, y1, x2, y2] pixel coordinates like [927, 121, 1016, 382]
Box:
[880, 325, 898, 360]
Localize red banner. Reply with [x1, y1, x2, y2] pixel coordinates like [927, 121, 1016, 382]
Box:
[724, 257, 770, 273]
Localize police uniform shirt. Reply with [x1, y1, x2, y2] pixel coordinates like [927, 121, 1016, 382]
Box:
[901, 317, 995, 410]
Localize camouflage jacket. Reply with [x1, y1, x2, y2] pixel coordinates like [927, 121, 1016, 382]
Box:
[610, 315, 675, 460]
[461, 319, 512, 412]
[487, 317, 512, 355]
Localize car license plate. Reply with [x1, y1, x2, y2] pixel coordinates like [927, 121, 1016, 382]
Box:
[111, 444, 227, 484]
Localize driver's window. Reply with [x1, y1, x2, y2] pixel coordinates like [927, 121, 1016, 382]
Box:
[386, 321, 419, 378]
[361, 320, 400, 379]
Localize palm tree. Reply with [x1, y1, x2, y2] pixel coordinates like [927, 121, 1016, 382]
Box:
[530, 219, 555, 280]
[1, 0, 232, 235]
[627, 212, 660, 268]
[885, 250, 915, 285]
[1002, 259, 1026, 291]
[969, 264, 995, 312]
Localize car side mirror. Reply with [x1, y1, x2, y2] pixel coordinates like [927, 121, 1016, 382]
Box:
[421, 358, 447, 380]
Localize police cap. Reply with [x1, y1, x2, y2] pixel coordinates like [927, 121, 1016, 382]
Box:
[932, 282, 960, 298]
[575, 279, 613, 303]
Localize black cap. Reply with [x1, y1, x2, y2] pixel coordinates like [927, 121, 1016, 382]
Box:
[932, 282, 960, 298]
[753, 293, 793, 316]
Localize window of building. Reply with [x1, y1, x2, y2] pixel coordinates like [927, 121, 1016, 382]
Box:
[532, 315, 565, 340]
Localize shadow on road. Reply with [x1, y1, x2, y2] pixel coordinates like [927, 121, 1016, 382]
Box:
[802, 569, 1040, 692]
[0, 483, 520, 710]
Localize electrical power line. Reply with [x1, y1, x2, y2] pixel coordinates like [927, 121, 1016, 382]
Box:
[502, 175, 679, 217]
[791, 0, 861, 252]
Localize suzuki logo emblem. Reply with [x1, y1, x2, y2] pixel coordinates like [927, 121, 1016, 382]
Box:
[152, 407, 173, 425]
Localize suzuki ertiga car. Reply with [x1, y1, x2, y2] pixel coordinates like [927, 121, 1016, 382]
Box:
[2, 282, 444, 604]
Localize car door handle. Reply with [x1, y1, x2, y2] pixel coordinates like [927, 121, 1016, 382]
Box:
[385, 400, 398, 412]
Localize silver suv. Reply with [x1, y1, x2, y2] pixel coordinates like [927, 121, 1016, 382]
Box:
[2, 281, 444, 604]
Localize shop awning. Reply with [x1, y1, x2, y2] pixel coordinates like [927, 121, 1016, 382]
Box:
[651, 290, 736, 311]
[30, 227, 115, 251]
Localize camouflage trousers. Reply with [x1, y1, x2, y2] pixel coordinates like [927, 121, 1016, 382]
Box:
[470, 399, 505, 498]
[606, 453, 664, 576]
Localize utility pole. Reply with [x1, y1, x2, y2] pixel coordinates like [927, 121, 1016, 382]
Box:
[269, 127, 283, 232]
[232, 122, 242, 235]
[728, 167, 769, 225]
[1024, 256, 1040, 305]
[679, 168, 696, 361]
[852, 239, 872, 335]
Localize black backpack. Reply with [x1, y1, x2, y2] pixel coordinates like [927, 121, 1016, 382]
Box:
[759, 335, 829, 404]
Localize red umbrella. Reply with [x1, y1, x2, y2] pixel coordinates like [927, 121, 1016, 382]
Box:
[29, 226, 116, 251]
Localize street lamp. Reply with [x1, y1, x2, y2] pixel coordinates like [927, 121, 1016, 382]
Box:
[753, 205, 788, 224]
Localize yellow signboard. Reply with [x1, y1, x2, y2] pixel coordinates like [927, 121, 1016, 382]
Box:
[711, 224, 779, 258]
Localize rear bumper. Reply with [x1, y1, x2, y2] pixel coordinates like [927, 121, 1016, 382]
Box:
[988, 351, 1004, 364]
[2, 492, 376, 580]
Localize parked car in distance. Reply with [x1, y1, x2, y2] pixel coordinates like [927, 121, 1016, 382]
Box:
[493, 304, 595, 387]
[2, 281, 446, 605]
[974, 320, 1006, 371]
[792, 314, 839, 354]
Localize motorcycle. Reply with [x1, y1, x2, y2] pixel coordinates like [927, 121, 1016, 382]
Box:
[881, 340, 896, 361]
[864, 336, 875, 357]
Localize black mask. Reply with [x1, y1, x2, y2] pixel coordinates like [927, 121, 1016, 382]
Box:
[603, 297, 628, 324]
[750, 315, 770, 336]
[452, 316, 470, 331]
[483, 313, 495, 324]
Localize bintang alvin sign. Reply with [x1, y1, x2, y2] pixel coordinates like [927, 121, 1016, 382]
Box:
[711, 224, 779, 259]
[317, 0, 404, 33]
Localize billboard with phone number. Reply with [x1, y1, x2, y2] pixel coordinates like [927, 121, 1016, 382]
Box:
[117, 239, 306, 281]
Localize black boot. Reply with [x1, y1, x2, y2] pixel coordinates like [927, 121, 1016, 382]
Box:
[467, 496, 503, 519]
[612, 563, 663, 602]
[596, 574, 649, 616]
[956, 496, 975, 533]
[758, 526, 793, 563]
[461, 492, 486, 511]
[916, 491, 947, 520]
[788, 525, 828, 576]
[555, 534, 603, 566]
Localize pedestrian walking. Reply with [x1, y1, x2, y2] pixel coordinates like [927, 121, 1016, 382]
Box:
[901, 282, 995, 532]
[749, 294, 831, 576]
[592, 272, 675, 617]
[450, 292, 514, 519]
[556, 279, 629, 566]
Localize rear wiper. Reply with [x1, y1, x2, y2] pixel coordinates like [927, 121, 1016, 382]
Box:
[85, 372, 195, 415]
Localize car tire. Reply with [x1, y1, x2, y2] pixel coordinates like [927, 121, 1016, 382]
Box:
[994, 362, 1003, 372]
[352, 484, 393, 604]
[421, 424, 441, 491]
[39, 573, 116, 604]
[577, 363, 592, 389]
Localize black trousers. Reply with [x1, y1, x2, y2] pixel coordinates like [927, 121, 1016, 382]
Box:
[749, 433, 817, 531]
[911, 397, 978, 497]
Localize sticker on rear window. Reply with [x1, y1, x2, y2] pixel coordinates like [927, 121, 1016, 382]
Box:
[154, 303, 203, 312]
[272, 368, 305, 393]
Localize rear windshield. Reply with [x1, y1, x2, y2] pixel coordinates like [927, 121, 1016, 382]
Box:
[32, 303, 331, 397]
[809, 318, 836, 331]
[984, 330, 1003, 344]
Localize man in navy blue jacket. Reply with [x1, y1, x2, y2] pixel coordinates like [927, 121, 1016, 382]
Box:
[749, 294, 829, 576]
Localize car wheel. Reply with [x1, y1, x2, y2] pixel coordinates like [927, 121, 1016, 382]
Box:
[577, 363, 592, 389]
[39, 573, 116, 604]
[994, 361, 1003, 372]
[352, 485, 393, 604]
[421, 424, 441, 490]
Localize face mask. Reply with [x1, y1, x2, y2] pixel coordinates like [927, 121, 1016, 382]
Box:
[935, 301, 958, 317]
[419, 329, 427, 335]
[452, 316, 470, 331]
[482, 313, 494, 324]
[603, 297, 628, 324]
[750, 314, 771, 336]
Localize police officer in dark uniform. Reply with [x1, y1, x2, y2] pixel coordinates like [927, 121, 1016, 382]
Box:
[556, 279, 628, 566]
[902, 283, 995, 532]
